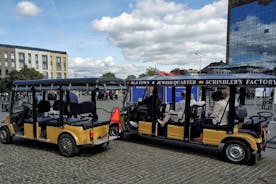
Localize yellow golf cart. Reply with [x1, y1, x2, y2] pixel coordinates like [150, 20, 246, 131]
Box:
[122, 73, 274, 164]
[0, 77, 124, 156]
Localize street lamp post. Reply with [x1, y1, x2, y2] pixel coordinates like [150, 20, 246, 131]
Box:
[195, 53, 202, 74]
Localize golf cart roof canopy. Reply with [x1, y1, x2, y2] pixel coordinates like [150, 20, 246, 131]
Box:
[12, 77, 125, 91]
[126, 73, 276, 87]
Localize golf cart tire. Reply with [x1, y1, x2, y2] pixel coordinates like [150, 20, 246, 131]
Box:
[109, 124, 119, 136]
[223, 139, 251, 164]
[0, 126, 13, 144]
[58, 133, 79, 157]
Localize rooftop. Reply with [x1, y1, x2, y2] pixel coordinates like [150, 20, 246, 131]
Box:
[0, 43, 67, 54]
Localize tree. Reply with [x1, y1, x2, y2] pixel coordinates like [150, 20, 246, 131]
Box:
[138, 73, 147, 78]
[145, 67, 158, 76]
[138, 67, 159, 78]
[0, 79, 6, 91]
[9, 66, 44, 81]
[126, 75, 136, 80]
[2, 66, 44, 91]
[102, 72, 115, 78]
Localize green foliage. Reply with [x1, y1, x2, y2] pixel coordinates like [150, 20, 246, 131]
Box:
[0, 66, 44, 91]
[146, 67, 158, 76]
[138, 67, 159, 78]
[126, 75, 136, 80]
[0, 79, 6, 91]
[138, 73, 147, 78]
[102, 72, 115, 78]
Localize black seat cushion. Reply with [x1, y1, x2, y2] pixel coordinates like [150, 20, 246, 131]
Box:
[45, 120, 59, 127]
[24, 117, 59, 126]
[37, 116, 53, 124]
[69, 119, 109, 130]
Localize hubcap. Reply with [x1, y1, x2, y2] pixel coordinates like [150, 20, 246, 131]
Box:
[226, 144, 245, 162]
[61, 138, 73, 153]
[110, 128, 118, 136]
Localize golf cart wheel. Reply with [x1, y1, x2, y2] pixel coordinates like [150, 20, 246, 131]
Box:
[58, 133, 79, 157]
[223, 140, 251, 164]
[0, 126, 13, 144]
[109, 125, 119, 136]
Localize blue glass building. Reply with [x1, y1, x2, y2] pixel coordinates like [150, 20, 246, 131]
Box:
[227, 0, 276, 70]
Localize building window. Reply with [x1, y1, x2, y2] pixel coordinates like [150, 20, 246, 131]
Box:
[36, 60, 39, 69]
[50, 56, 52, 66]
[19, 61, 24, 68]
[228, 1, 276, 67]
[19, 52, 25, 68]
[42, 55, 48, 70]
[11, 61, 15, 68]
[35, 54, 39, 69]
[64, 73, 66, 78]
[4, 52, 8, 59]
[63, 57, 66, 70]
[57, 72, 62, 79]
[4, 61, 8, 68]
[56, 57, 61, 71]
[11, 52, 15, 60]
[51, 72, 53, 79]
[19, 52, 25, 61]
[5, 69, 8, 76]
[27, 53, 31, 67]
[43, 72, 48, 79]
[0, 61, 2, 67]
[28, 53, 31, 62]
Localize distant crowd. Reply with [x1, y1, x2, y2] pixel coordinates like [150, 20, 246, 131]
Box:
[97, 90, 118, 101]
[0, 92, 9, 101]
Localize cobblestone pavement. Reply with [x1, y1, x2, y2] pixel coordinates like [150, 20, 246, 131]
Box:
[1, 98, 276, 184]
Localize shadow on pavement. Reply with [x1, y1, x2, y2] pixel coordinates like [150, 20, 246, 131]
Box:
[120, 133, 224, 162]
[9, 137, 110, 157]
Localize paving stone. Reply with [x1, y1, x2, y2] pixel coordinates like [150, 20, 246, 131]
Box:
[0, 98, 276, 183]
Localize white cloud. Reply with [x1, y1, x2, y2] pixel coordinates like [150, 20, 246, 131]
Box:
[16, 1, 41, 17]
[92, 0, 228, 70]
[69, 56, 146, 79]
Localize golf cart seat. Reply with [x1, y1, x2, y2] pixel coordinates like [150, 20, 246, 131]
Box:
[69, 119, 110, 130]
[67, 101, 98, 124]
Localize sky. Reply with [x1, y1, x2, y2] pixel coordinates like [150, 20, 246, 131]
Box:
[0, 0, 228, 78]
